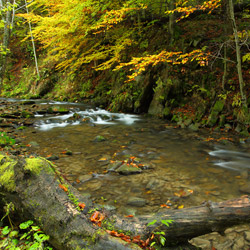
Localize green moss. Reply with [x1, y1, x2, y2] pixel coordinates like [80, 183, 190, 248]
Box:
[24, 158, 47, 175]
[213, 100, 225, 113]
[0, 154, 5, 162]
[0, 156, 17, 192]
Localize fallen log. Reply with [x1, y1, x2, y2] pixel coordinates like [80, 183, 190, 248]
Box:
[0, 152, 250, 249]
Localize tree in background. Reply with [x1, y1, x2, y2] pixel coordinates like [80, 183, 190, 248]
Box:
[0, 0, 12, 88]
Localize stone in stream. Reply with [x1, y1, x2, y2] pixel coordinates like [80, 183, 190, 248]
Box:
[146, 179, 159, 190]
[239, 184, 250, 194]
[244, 231, 250, 242]
[115, 164, 142, 175]
[28, 141, 40, 147]
[126, 197, 147, 207]
[78, 174, 93, 182]
[93, 135, 106, 142]
[47, 106, 70, 114]
[46, 155, 59, 161]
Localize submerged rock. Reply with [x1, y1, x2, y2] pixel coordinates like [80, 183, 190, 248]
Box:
[239, 184, 250, 194]
[126, 197, 147, 207]
[115, 164, 142, 175]
[93, 135, 106, 142]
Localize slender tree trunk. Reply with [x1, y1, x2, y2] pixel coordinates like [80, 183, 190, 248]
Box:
[168, 0, 175, 45]
[0, 0, 11, 90]
[24, 0, 40, 79]
[228, 0, 247, 108]
[221, 0, 230, 91]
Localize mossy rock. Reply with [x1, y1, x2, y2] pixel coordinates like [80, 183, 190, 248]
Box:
[213, 100, 225, 113]
[207, 100, 225, 127]
[21, 110, 35, 118]
[219, 115, 226, 127]
[163, 106, 172, 119]
[47, 106, 70, 114]
[207, 112, 219, 127]
[94, 135, 106, 142]
[0, 154, 55, 192]
[0, 154, 17, 192]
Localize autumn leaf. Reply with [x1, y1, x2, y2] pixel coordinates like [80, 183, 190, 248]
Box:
[160, 204, 170, 208]
[78, 203, 86, 210]
[90, 211, 105, 226]
[98, 157, 107, 161]
[59, 184, 68, 192]
[178, 204, 184, 209]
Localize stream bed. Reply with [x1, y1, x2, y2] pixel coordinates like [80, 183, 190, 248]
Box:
[10, 99, 250, 216]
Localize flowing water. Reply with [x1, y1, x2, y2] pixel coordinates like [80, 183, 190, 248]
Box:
[15, 100, 250, 215]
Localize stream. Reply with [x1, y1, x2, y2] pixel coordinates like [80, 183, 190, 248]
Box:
[4, 99, 250, 216]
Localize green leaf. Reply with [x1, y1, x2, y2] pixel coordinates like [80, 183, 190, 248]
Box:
[159, 235, 166, 246]
[147, 219, 157, 226]
[154, 231, 165, 235]
[9, 230, 19, 238]
[19, 220, 33, 229]
[31, 226, 40, 231]
[2, 226, 11, 235]
[28, 242, 41, 250]
[20, 232, 28, 240]
[150, 241, 156, 247]
[161, 219, 174, 227]
[11, 238, 19, 246]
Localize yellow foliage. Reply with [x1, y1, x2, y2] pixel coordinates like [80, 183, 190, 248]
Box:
[115, 49, 211, 82]
[18, 0, 145, 73]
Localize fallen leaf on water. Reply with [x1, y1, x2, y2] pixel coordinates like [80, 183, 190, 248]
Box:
[178, 204, 184, 209]
[160, 204, 170, 208]
[98, 157, 107, 161]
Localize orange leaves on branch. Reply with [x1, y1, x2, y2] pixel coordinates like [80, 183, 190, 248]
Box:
[166, 0, 222, 22]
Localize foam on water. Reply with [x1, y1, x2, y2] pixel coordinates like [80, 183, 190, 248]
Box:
[38, 120, 80, 131]
[34, 108, 139, 130]
[209, 148, 250, 171]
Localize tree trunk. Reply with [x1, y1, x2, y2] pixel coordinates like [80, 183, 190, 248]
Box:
[0, 0, 12, 89]
[1, 153, 250, 249]
[168, 0, 175, 45]
[24, 0, 40, 79]
[228, 0, 247, 108]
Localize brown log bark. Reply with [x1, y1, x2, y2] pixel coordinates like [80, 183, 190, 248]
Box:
[0, 152, 250, 249]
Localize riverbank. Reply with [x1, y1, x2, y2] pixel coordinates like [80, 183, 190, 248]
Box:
[1, 98, 250, 249]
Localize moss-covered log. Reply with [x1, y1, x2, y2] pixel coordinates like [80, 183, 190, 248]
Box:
[1, 152, 250, 250]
